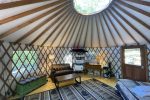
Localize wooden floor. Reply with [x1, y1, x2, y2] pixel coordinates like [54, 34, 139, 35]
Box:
[10, 74, 117, 99]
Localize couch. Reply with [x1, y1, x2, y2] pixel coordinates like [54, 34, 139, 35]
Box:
[50, 64, 74, 82]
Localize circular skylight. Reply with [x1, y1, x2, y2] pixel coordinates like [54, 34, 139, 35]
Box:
[73, 0, 112, 15]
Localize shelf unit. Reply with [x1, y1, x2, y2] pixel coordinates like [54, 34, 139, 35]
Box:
[70, 49, 87, 71]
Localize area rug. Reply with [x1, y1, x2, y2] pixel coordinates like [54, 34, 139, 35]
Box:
[24, 79, 123, 100]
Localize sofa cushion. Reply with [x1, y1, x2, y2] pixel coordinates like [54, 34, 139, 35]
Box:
[54, 70, 73, 76]
[19, 75, 46, 85]
[52, 64, 72, 71]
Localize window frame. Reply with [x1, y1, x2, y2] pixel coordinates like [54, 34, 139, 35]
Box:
[73, 0, 113, 15]
[121, 45, 147, 68]
[12, 50, 38, 78]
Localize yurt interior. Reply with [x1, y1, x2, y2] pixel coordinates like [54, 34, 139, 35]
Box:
[0, 0, 150, 100]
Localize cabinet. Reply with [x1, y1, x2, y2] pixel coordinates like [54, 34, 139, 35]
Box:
[70, 49, 87, 71]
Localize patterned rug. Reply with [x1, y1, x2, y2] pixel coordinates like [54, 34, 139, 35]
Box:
[24, 79, 123, 100]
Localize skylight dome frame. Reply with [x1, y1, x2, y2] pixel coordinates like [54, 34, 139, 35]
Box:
[73, 0, 113, 15]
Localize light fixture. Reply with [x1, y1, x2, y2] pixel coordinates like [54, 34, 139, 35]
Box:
[49, 55, 55, 60]
[73, 0, 112, 15]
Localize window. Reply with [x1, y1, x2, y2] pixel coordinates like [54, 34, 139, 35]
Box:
[124, 48, 141, 66]
[73, 0, 112, 15]
[12, 51, 37, 77]
[64, 54, 72, 67]
[122, 45, 147, 67]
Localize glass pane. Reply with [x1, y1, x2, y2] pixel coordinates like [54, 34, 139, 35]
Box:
[12, 51, 37, 77]
[124, 48, 141, 66]
[73, 0, 112, 15]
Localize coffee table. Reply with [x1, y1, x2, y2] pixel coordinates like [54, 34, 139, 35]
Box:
[54, 73, 81, 88]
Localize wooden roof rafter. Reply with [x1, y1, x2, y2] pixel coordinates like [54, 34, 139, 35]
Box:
[40, 9, 74, 46]
[112, 6, 150, 44]
[83, 17, 89, 47]
[90, 16, 93, 47]
[14, 2, 70, 44]
[99, 14, 109, 47]
[29, 7, 72, 46]
[115, 1, 150, 29]
[120, 0, 150, 6]
[60, 14, 79, 47]
[108, 8, 139, 45]
[102, 12, 118, 46]
[95, 15, 101, 47]
[0, 0, 51, 10]
[73, 16, 85, 47]
[66, 15, 81, 47]
[117, 0, 150, 17]
[57, 13, 78, 47]
[104, 11, 126, 45]
[0, 0, 67, 25]
[49, 12, 76, 47]
[0, 2, 70, 40]
[77, 17, 87, 47]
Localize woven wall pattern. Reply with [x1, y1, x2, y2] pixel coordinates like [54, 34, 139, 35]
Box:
[0, 42, 51, 96]
[0, 41, 150, 96]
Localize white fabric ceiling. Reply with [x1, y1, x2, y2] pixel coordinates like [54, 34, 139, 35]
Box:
[0, 0, 150, 47]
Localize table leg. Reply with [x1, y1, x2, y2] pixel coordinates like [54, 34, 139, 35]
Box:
[100, 70, 101, 76]
[55, 82, 59, 88]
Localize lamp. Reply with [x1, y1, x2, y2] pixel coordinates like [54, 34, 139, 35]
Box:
[49, 55, 55, 60]
[96, 53, 106, 66]
[48, 55, 55, 70]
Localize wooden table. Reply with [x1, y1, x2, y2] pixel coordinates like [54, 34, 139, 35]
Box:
[84, 64, 102, 76]
[55, 74, 81, 88]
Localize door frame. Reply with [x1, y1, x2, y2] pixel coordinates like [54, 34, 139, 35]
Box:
[121, 45, 148, 81]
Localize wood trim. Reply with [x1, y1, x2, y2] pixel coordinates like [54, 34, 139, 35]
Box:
[61, 14, 79, 47]
[108, 8, 139, 45]
[66, 15, 81, 47]
[99, 14, 109, 47]
[0, 2, 70, 40]
[77, 17, 86, 47]
[29, 7, 71, 46]
[95, 15, 101, 47]
[49, 12, 75, 47]
[0, 0, 49, 10]
[90, 16, 93, 47]
[120, 0, 150, 6]
[121, 45, 148, 81]
[115, 2, 150, 29]
[58, 14, 78, 47]
[73, 17, 84, 47]
[112, 6, 150, 44]
[83, 17, 89, 47]
[102, 12, 118, 46]
[41, 9, 73, 46]
[104, 11, 125, 45]
[117, 0, 150, 17]
[0, 0, 67, 25]
[14, 3, 70, 44]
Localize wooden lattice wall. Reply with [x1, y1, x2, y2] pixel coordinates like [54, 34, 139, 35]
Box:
[0, 41, 51, 96]
[0, 41, 150, 96]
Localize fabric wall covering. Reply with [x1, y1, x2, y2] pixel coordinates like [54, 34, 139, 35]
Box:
[0, 41, 150, 97]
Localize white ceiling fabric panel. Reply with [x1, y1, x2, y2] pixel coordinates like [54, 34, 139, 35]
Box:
[103, 13, 123, 46]
[92, 16, 99, 47]
[59, 14, 79, 47]
[0, 0, 53, 20]
[0, 0, 149, 47]
[122, 0, 150, 13]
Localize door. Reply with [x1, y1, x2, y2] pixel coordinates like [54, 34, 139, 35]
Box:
[121, 45, 148, 81]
